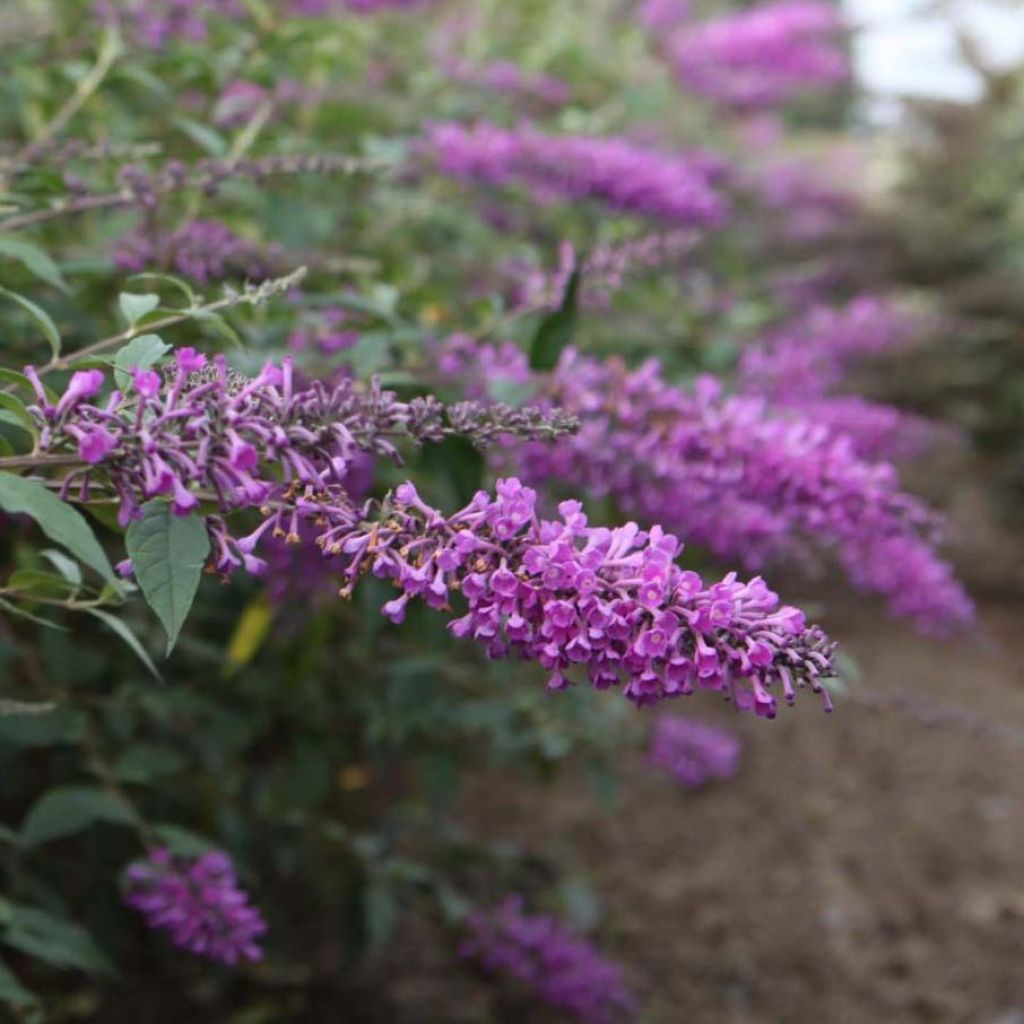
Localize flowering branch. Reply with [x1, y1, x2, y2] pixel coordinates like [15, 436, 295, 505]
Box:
[40, 268, 307, 376]
[0, 153, 383, 234]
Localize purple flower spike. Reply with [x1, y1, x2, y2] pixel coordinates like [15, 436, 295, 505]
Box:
[342, 478, 836, 716]
[461, 897, 634, 1024]
[422, 121, 729, 228]
[123, 848, 267, 966]
[667, 1, 848, 112]
[649, 714, 741, 788]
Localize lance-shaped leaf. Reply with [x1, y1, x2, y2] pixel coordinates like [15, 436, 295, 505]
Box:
[126, 501, 209, 655]
[529, 267, 581, 372]
[0, 472, 116, 584]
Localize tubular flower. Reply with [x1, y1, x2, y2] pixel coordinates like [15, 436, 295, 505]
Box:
[437, 339, 972, 633]
[122, 848, 266, 965]
[35, 352, 834, 712]
[460, 897, 634, 1024]
[26, 351, 576, 537]
[339, 479, 836, 716]
[649, 714, 741, 788]
[667, 1, 848, 111]
[422, 121, 729, 228]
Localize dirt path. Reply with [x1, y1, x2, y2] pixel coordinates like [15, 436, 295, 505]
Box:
[446, 596, 1024, 1024]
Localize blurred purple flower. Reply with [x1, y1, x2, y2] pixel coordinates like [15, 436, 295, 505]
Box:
[460, 896, 634, 1024]
[422, 122, 729, 228]
[668, 1, 848, 111]
[123, 848, 266, 965]
[649, 714, 741, 788]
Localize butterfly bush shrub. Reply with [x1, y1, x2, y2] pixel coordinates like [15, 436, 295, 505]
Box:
[0, 0, 971, 1018]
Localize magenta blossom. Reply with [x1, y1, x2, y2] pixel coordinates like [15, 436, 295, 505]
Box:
[649, 714, 741, 788]
[123, 848, 266, 965]
[461, 897, 634, 1024]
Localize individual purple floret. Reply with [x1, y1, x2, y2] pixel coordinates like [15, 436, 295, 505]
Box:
[422, 122, 729, 228]
[667, 1, 848, 111]
[123, 848, 266, 965]
[460, 897, 634, 1024]
[649, 714, 741, 788]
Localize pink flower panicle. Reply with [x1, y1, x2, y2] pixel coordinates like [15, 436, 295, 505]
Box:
[649, 714, 741, 788]
[441, 341, 972, 633]
[340, 479, 837, 717]
[423, 122, 729, 228]
[36, 354, 835, 713]
[123, 848, 266, 965]
[113, 219, 273, 284]
[460, 897, 634, 1024]
[739, 297, 917, 401]
[668, 1, 848, 111]
[27, 353, 576, 542]
[94, 0, 243, 50]
[509, 231, 700, 313]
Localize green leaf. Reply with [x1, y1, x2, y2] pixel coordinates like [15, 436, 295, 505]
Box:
[0, 235, 68, 292]
[0, 472, 116, 584]
[5, 569, 77, 600]
[125, 502, 209, 655]
[419, 436, 484, 507]
[127, 272, 196, 306]
[86, 609, 161, 682]
[0, 706, 83, 748]
[187, 307, 242, 347]
[152, 823, 215, 858]
[115, 743, 187, 783]
[2, 903, 113, 975]
[40, 549, 82, 585]
[20, 785, 137, 846]
[173, 117, 227, 157]
[0, 287, 61, 359]
[0, 956, 37, 1008]
[529, 267, 580, 372]
[0, 596, 68, 631]
[0, 236, 68, 293]
[117, 291, 160, 326]
[224, 597, 272, 674]
[112, 333, 170, 391]
[0, 392, 36, 436]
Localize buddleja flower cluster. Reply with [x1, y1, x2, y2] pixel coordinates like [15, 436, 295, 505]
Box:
[342, 479, 836, 716]
[460, 896, 634, 1024]
[123, 849, 266, 965]
[32, 353, 835, 716]
[422, 122, 728, 228]
[739, 297, 951, 460]
[113, 219, 273, 284]
[24, 353, 576, 573]
[666, 1, 848, 111]
[440, 339, 972, 633]
[648, 714, 741, 789]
